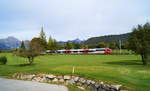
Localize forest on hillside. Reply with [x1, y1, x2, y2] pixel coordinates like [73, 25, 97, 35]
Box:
[85, 33, 130, 44]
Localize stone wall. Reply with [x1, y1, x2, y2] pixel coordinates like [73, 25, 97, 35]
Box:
[12, 73, 128, 91]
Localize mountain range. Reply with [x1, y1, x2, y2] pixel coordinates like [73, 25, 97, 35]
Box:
[0, 33, 130, 50]
[58, 38, 84, 44]
[0, 37, 21, 50]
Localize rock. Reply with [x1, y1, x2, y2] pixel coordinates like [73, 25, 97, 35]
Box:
[40, 77, 47, 82]
[98, 82, 104, 88]
[110, 88, 116, 91]
[12, 74, 127, 91]
[86, 80, 92, 85]
[79, 78, 86, 83]
[111, 85, 122, 91]
[76, 82, 82, 86]
[77, 86, 85, 90]
[59, 79, 65, 82]
[64, 75, 71, 80]
[83, 83, 89, 88]
[26, 75, 35, 80]
[46, 75, 56, 79]
[101, 84, 106, 89]
[105, 85, 111, 91]
[36, 74, 44, 78]
[32, 77, 41, 82]
[20, 75, 28, 79]
[100, 82, 104, 84]
[89, 84, 97, 91]
[97, 88, 106, 91]
[52, 78, 58, 82]
[71, 76, 76, 79]
[16, 75, 20, 79]
[91, 81, 96, 84]
[20, 75, 24, 79]
[67, 79, 75, 84]
[47, 79, 52, 83]
[57, 76, 63, 79]
[95, 83, 101, 89]
[12, 74, 17, 78]
[73, 77, 80, 82]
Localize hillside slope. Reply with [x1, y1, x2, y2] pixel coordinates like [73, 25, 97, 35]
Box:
[85, 33, 130, 44]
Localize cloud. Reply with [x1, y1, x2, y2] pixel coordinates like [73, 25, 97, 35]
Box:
[0, 0, 149, 41]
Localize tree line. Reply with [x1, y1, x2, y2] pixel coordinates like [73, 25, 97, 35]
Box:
[20, 28, 129, 52]
[15, 22, 150, 65]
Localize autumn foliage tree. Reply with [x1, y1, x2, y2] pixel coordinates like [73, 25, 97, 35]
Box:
[30, 38, 45, 52]
[16, 38, 44, 65]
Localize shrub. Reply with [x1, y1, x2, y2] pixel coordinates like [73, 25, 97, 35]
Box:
[0, 56, 7, 65]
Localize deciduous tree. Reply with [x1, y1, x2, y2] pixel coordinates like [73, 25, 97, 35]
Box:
[109, 42, 117, 49]
[65, 42, 74, 49]
[47, 36, 58, 52]
[97, 42, 106, 48]
[80, 44, 88, 49]
[16, 38, 43, 65]
[128, 22, 150, 65]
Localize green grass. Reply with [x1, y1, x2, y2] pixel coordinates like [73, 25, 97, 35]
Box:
[0, 53, 150, 91]
[68, 85, 91, 91]
[112, 49, 134, 54]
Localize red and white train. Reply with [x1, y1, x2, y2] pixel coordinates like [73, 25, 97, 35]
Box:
[56, 48, 112, 54]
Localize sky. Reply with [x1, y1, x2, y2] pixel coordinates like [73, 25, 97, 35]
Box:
[0, 0, 149, 41]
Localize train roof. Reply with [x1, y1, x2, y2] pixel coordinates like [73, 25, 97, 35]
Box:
[57, 48, 111, 51]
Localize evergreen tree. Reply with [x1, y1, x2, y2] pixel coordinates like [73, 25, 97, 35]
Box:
[39, 27, 46, 41]
[19, 41, 26, 50]
[47, 36, 58, 51]
[65, 42, 74, 49]
[39, 27, 47, 49]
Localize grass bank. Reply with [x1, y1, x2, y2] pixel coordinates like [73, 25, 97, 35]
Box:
[0, 53, 150, 91]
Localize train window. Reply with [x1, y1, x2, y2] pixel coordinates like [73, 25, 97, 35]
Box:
[83, 51, 88, 52]
[73, 51, 78, 53]
[96, 49, 106, 51]
[57, 52, 61, 53]
[64, 51, 71, 53]
[106, 49, 111, 51]
[86, 50, 94, 52]
[80, 51, 84, 53]
[80, 50, 94, 52]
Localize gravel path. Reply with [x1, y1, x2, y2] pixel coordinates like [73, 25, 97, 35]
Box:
[0, 78, 68, 91]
